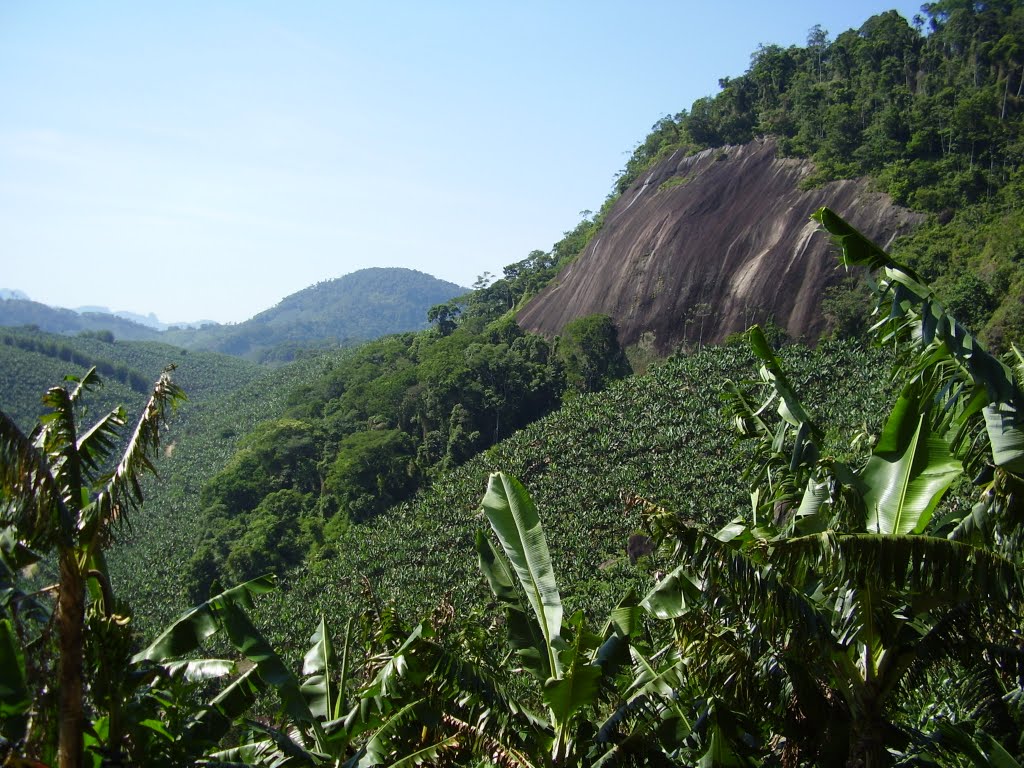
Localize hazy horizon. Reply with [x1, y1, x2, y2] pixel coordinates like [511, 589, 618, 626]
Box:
[0, 265, 468, 327]
[2, 1, 922, 324]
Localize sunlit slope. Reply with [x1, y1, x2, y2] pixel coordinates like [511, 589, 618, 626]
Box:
[106, 347, 355, 623]
[0, 341, 141, 430]
[0, 327, 260, 429]
[252, 337, 895, 653]
[165, 267, 466, 360]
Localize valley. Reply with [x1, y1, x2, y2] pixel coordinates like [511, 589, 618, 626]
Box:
[3, 3, 1024, 765]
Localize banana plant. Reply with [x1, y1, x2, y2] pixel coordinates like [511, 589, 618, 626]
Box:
[476, 472, 647, 767]
[642, 210, 1024, 766]
[133, 573, 334, 756]
[813, 206, 1024, 548]
[333, 599, 556, 768]
[0, 366, 184, 768]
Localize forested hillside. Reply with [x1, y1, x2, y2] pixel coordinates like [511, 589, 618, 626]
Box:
[0, 325, 261, 430]
[245, 333, 899, 645]
[0, 267, 467, 364]
[163, 267, 467, 362]
[587, 1, 1024, 349]
[0, 298, 165, 341]
[4, 3, 1024, 766]
[109, 247, 633, 608]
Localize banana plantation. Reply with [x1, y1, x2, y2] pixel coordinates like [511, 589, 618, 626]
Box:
[3, 210, 1024, 766]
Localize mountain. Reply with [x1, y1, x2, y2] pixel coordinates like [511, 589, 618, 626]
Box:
[174, 267, 466, 360]
[0, 298, 165, 341]
[76, 307, 171, 330]
[517, 138, 921, 353]
[0, 289, 29, 301]
[0, 268, 466, 362]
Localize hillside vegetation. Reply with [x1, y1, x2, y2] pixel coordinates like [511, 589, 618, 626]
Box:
[163, 267, 467, 362]
[249, 332, 897, 650]
[0, 267, 467, 364]
[607, 1, 1024, 348]
[0, 325, 260, 430]
[4, 4, 1024, 765]
[7, 212, 1024, 766]
[112, 304, 632, 611]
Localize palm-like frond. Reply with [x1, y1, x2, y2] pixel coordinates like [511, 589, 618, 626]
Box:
[347, 618, 546, 768]
[767, 533, 1021, 608]
[74, 408, 126, 482]
[64, 367, 103, 408]
[722, 326, 827, 528]
[79, 366, 184, 544]
[479, 472, 564, 679]
[439, 713, 540, 768]
[592, 687, 683, 768]
[475, 528, 551, 681]
[653, 521, 842, 657]
[901, 606, 1021, 742]
[0, 409, 71, 548]
[861, 382, 964, 534]
[301, 616, 340, 722]
[815, 207, 1024, 534]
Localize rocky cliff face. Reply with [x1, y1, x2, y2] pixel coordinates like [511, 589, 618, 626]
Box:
[517, 139, 923, 353]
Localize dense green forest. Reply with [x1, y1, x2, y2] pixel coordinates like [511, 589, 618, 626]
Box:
[613, 0, 1024, 349]
[4, 2, 1024, 766]
[158, 293, 631, 600]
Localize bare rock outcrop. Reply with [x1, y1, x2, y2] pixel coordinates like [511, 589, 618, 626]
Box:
[517, 139, 923, 353]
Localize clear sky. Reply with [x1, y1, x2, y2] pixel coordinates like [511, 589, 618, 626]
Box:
[1, 1, 924, 325]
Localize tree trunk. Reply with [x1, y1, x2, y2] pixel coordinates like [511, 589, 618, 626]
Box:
[846, 714, 891, 768]
[57, 547, 84, 768]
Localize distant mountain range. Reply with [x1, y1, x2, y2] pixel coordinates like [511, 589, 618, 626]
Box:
[0, 291, 214, 333]
[0, 268, 466, 361]
[71, 307, 214, 331]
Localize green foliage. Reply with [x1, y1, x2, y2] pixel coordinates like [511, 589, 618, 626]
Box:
[892, 191, 1024, 351]
[1, 329, 151, 395]
[179, 314, 583, 597]
[243, 334, 894, 682]
[426, 301, 460, 336]
[325, 429, 418, 520]
[557, 314, 632, 394]
[0, 366, 184, 767]
[820, 274, 874, 340]
[182, 417, 325, 599]
[614, 4, 1024, 347]
[637, 210, 1024, 765]
[166, 267, 465, 361]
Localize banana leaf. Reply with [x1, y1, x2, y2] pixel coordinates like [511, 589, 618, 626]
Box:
[479, 472, 564, 678]
[862, 386, 962, 534]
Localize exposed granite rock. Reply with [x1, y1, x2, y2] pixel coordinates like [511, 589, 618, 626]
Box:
[517, 139, 923, 353]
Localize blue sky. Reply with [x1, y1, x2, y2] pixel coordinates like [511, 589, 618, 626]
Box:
[1, 1, 924, 324]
